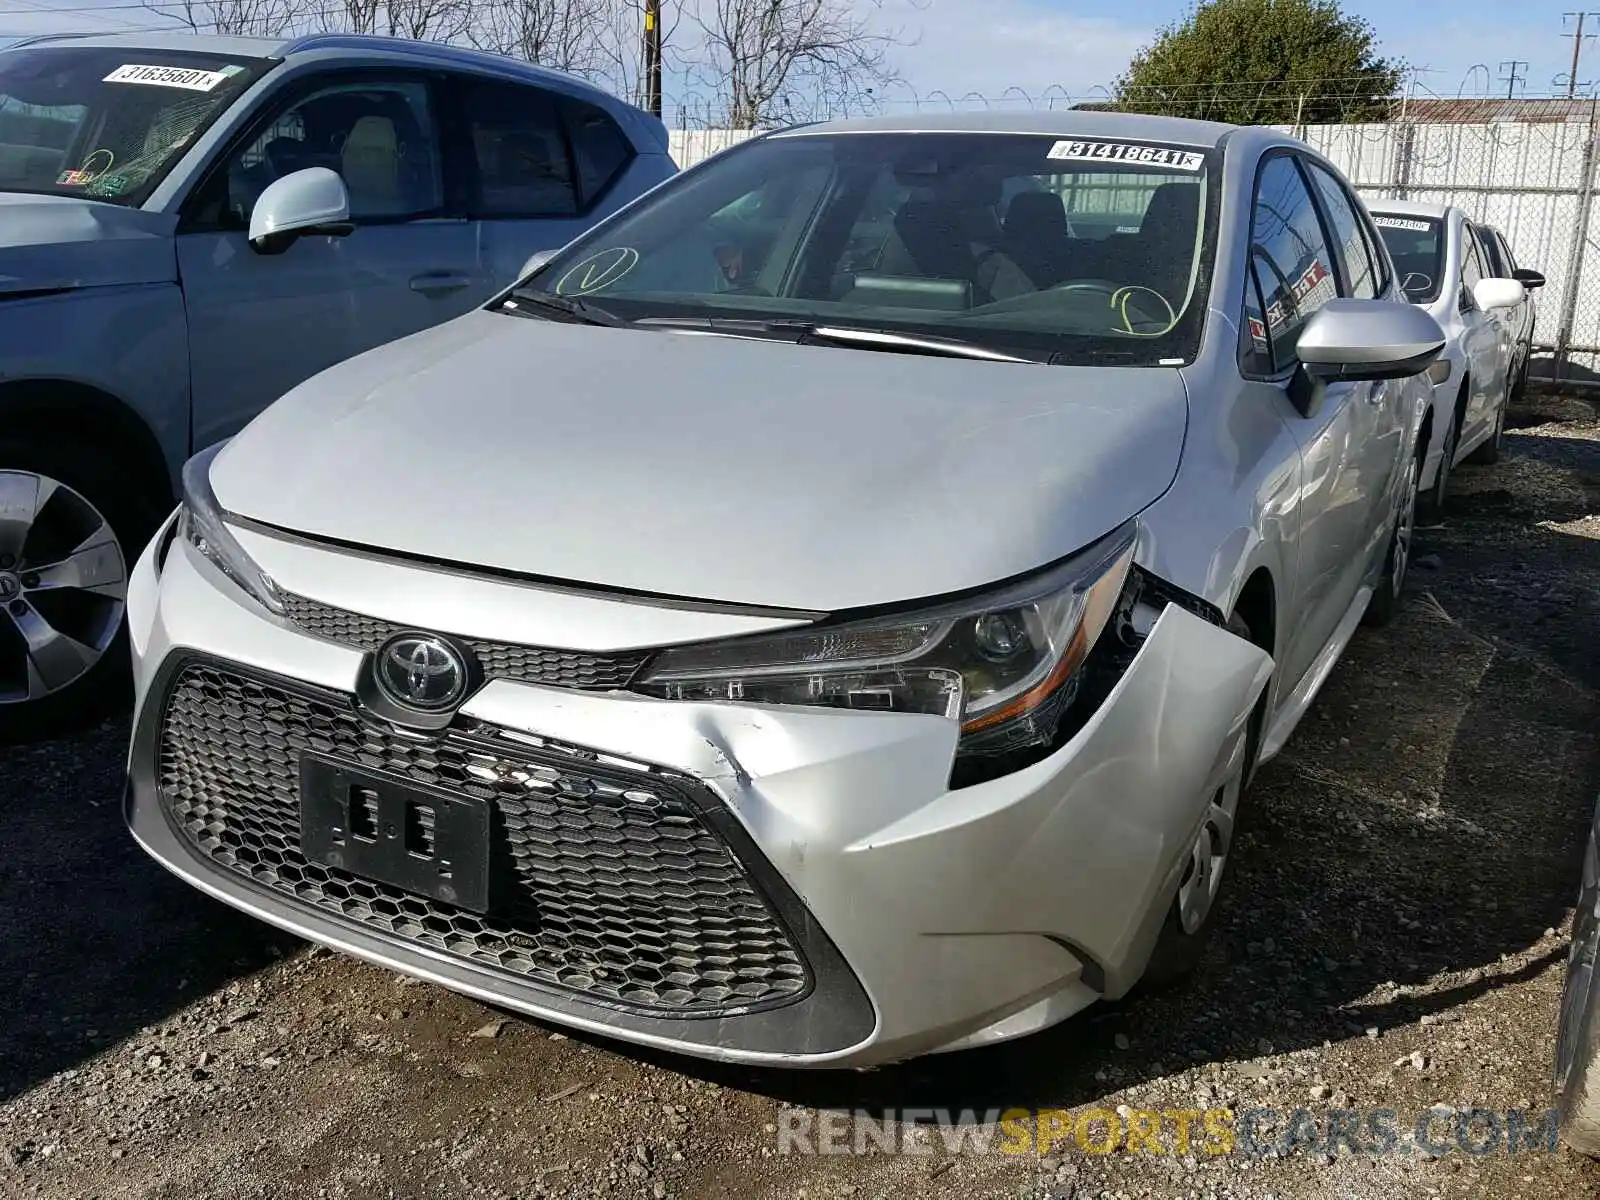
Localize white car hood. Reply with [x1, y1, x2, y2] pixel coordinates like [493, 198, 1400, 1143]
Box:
[0, 193, 176, 294]
[213, 312, 1189, 612]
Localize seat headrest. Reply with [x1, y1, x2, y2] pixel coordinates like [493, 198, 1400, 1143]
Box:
[1005, 191, 1070, 238]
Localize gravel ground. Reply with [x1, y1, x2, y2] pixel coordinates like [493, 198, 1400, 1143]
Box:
[2, 391, 1599, 1200]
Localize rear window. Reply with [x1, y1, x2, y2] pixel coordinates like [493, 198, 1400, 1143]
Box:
[1371, 213, 1444, 303]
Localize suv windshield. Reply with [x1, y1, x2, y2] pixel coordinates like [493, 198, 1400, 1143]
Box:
[1371, 212, 1445, 303]
[0, 46, 272, 207]
[517, 131, 1218, 365]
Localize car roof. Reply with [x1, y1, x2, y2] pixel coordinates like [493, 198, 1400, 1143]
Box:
[1366, 197, 1452, 221]
[771, 109, 1239, 149]
[1, 30, 628, 107]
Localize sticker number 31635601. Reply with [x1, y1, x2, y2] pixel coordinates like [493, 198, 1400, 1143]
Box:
[103, 64, 238, 91]
[1046, 140, 1205, 172]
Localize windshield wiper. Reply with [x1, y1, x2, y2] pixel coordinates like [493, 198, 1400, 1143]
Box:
[633, 317, 1042, 363]
[502, 288, 632, 328]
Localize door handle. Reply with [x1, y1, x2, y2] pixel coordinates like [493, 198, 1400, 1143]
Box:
[409, 271, 472, 298]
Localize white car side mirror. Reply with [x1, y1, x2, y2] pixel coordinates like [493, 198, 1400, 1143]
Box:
[249, 167, 353, 255]
[1472, 277, 1526, 311]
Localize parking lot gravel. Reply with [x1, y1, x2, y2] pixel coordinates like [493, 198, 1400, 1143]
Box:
[2, 391, 1598, 1200]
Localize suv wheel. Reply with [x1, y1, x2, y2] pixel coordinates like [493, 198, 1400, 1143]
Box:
[0, 441, 161, 740]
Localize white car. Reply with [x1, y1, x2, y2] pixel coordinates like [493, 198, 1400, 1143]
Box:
[1370, 201, 1525, 511]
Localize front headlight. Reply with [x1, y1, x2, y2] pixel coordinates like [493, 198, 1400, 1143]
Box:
[178, 442, 284, 614]
[632, 522, 1137, 762]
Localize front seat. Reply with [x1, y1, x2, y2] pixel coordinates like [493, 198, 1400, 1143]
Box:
[880, 196, 1032, 304]
[340, 114, 404, 216]
[1004, 191, 1074, 287]
[1127, 181, 1202, 304]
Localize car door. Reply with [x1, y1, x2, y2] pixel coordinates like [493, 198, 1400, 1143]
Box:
[176, 71, 482, 449]
[1242, 154, 1385, 693]
[1455, 226, 1508, 445]
[1489, 228, 1534, 372]
[452, 76, 635, 290]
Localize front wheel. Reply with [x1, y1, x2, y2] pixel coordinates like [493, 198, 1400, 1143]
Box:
[1363, 452, 1419, 628]
[0, 441, 160, 741]
[1141, 611, 1262, 987]
[1557, 809, 1600, 1155]
[1465, 393, 1507, 465]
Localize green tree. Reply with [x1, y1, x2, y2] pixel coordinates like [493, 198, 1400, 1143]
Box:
[1113, 0, 1403, 125]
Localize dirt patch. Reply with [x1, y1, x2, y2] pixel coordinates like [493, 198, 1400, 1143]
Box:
[2, 392, 1599, 1200]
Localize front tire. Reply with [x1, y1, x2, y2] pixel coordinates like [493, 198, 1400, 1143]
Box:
[1557, 809, 1600, 1155]
[1363, 451, 1419, 628]
[0, 440, 163, 742]
[1141, 611, 1263, 987]
[1420, 402, 1458, 517]
[1465, 390, 1507, 465]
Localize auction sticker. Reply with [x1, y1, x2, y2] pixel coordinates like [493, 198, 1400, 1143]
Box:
[1046, 140, 1204, 171]
[1371, 215, 1434, 231]
[103, 63, 242, 91]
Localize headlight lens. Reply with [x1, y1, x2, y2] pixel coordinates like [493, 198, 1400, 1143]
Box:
[178, 442, 284, 614]
[632, 522, 1137, 760]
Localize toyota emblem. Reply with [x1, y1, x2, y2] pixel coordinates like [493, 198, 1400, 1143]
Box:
[373, 633, 470, 712]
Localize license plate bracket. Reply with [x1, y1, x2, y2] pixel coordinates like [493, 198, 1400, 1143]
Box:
[299, 754, 491, 914]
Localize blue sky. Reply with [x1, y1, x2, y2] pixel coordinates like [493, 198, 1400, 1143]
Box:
[0, 0, 1582, 104]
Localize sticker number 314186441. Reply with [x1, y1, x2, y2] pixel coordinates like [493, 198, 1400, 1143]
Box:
[1046, 140, 1205, 172]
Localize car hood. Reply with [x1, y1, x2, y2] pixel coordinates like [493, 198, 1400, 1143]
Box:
[0, 193, 177, 295]
[213, 313, 1189, 613]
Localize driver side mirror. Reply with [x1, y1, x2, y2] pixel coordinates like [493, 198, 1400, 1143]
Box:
[249, 167, 354, 256]
[1290, 298, 1445, 415]
[519, 248, 558, 280]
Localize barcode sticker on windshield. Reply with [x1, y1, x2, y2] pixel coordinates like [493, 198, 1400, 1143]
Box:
[1046, 140, 1204, 171]
[1372, 215, 1433, 231]
[103, 64, 237, 91]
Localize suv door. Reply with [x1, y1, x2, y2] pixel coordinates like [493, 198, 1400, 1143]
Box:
[176, 71, 481, 448]
[1456, 226, 1509, 446]
[451, 77, 638, 288]
[1241, 153, 1382, 692]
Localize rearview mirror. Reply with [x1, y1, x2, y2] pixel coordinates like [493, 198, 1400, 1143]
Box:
[249, 167, 354, 255]
[1296, 299, 1446, 384]
[1472, 277, 1526, 311]
[519, 248, 557, 279]
[1513, 267, 1546, 290]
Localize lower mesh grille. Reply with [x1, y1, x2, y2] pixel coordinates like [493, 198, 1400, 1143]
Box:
[156, 662, 810, 1013]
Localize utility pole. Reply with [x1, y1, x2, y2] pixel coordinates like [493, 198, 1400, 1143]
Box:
[1564, 12, 1600, 97]
[642, 0, 663, 118]
[1499, 59, 1528, 99]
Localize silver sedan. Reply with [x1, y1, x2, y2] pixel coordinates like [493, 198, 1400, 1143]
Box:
[123, 112, 1444, 1067]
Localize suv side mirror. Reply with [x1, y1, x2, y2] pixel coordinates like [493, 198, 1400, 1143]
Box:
[1290, 299, 1445, 414]
[249, 167, 354, 256]
[519, 248, 557, 279]
[1472, 277, 1526, 311]
[1513, 267, 1546, 289]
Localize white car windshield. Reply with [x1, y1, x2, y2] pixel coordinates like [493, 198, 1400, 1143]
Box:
[1372, 213, 1446, 304]
[0, 46, 271, 206]
[518, 131, 1217, 365]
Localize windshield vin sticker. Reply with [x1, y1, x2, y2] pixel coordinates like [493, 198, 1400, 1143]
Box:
[1372, 215, 1433, 231]
[1046, 140, 1204, 171]
[103, 64, 238, 92]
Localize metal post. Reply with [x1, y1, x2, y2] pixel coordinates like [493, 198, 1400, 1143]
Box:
[643, 0, 663, 119]
[1554, 97, 1600, 382]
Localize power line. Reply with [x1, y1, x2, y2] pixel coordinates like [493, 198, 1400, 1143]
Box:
[1562, 11, 1600, 97]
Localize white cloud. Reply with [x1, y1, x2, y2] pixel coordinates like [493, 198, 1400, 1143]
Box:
[870, 0, 1150, 106]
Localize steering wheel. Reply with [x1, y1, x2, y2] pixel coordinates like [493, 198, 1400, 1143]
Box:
[1051, 280, 1178, 336]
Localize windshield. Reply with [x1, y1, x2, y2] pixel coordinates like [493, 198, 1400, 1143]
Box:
[516, 132, 1218, 365]
[1371, 213, 1445, 303]
[0, 47, 272, 207]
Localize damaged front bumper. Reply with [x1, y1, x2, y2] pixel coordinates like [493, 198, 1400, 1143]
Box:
[124, 529, 1271, 1068]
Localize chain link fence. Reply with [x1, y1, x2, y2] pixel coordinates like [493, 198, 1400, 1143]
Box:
[668, 102, 1600, 385]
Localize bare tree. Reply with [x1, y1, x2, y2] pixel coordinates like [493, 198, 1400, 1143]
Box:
[687, 0, 901, 128]
[469, 0, 616, 77]
[156, 0, 301, 36]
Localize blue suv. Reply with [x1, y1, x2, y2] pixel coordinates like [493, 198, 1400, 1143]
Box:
[0, 31, 674, 733]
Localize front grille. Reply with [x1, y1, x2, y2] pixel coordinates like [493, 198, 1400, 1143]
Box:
[279, 593, 650, 691]
[156, 663, 809, 1013]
